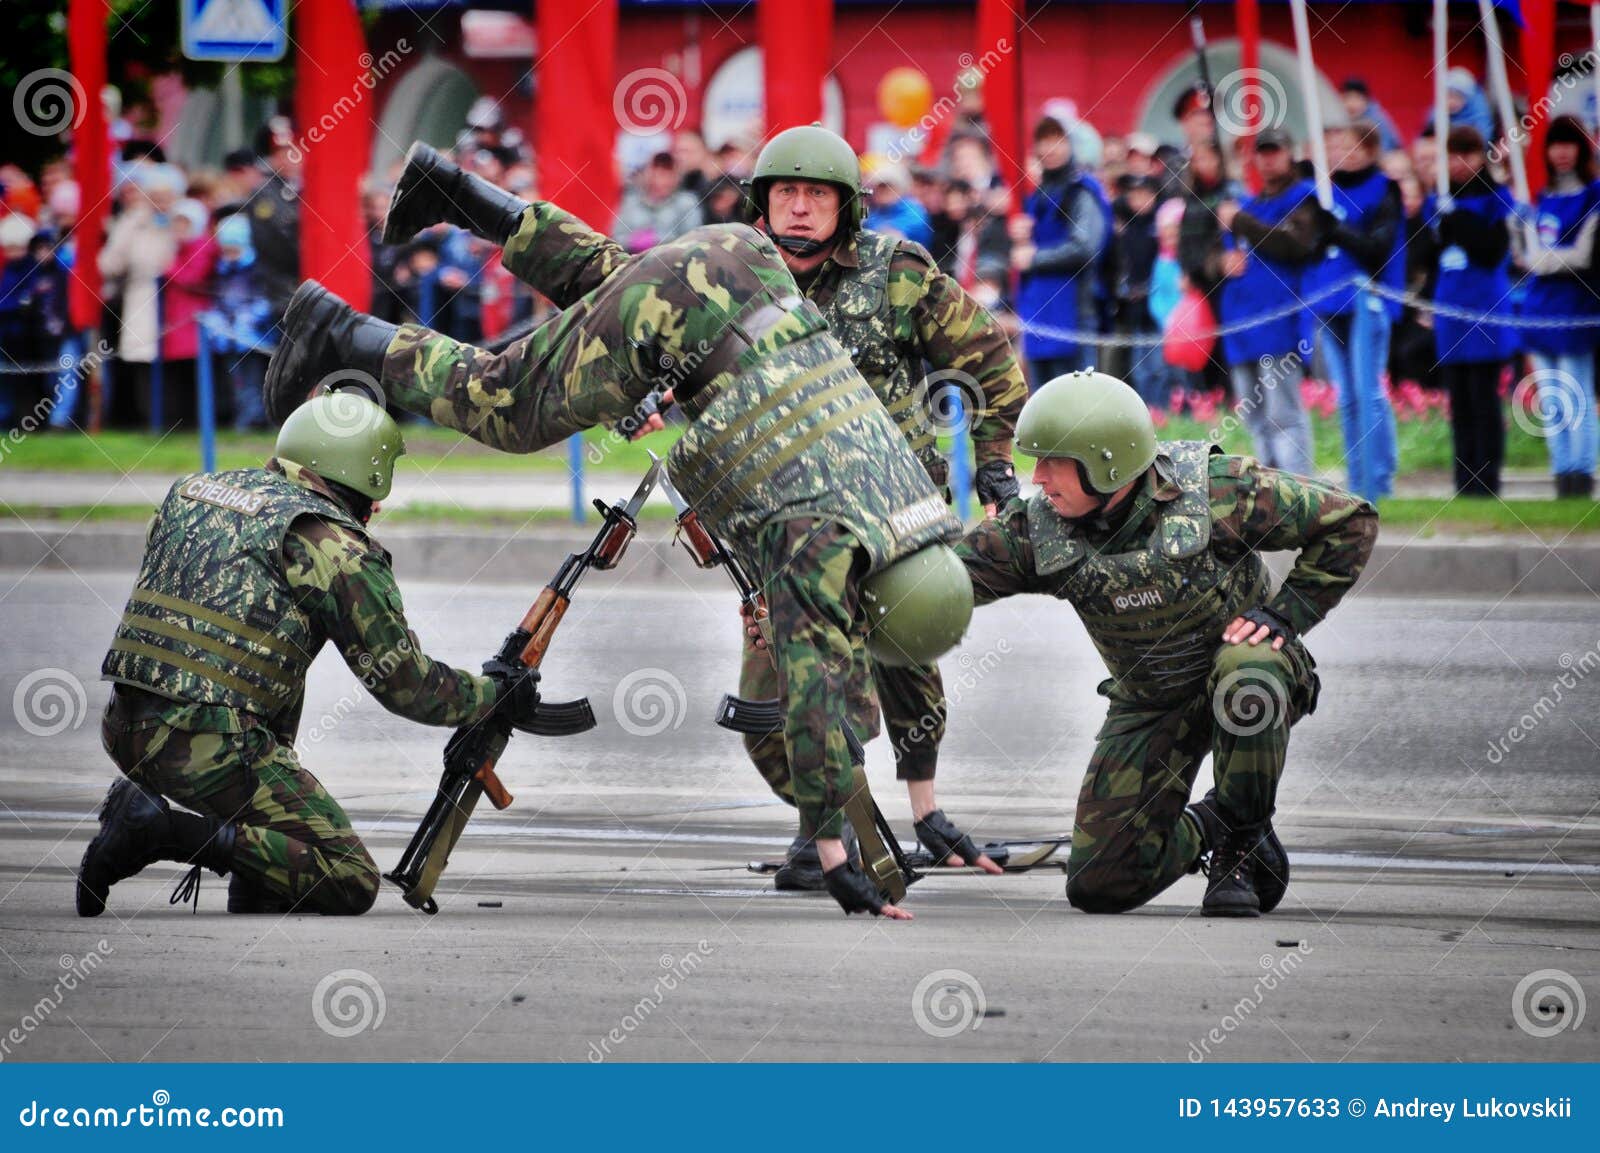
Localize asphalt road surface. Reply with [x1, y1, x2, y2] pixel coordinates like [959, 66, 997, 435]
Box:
[1, 570, 1596, 1062]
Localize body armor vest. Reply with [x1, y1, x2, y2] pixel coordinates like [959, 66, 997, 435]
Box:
[816, 231, 948, 487]
[1026, 441, 1269, 705]
[670, 328, 961, 575]
[102, 469, 368, 715]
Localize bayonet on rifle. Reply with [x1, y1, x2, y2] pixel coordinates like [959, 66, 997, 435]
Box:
[384, 459, 662, 913]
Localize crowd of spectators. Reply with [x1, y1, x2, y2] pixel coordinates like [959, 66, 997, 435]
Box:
[2, 62, 1597, 499]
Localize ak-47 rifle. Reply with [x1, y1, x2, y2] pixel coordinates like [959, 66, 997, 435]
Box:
[652, 453, 921, 903]
[385, 460, 662, 912]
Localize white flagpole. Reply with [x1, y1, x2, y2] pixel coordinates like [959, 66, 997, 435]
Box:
[1289, 0, 1333, 208]
[1590, 4, 1600, 137]
[1477, 0, 1536, 248]
[1434, 0, 1452, 205]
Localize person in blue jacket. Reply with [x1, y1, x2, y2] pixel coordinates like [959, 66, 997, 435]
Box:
[1013, 112, 1109, 388]
[1423, 125, 1519, 497]
[1309, 121, 1405, 503]
[1514, 115, 1599, 498]
[1219, 127, 1322, 476]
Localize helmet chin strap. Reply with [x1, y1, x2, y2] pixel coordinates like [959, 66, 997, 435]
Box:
[768, 223, 837, 257]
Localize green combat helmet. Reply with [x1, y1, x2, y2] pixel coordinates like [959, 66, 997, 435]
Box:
[1014, 370, 1158, 493]
[275, 393, 406, 500]
[860, 544, 974, 668]
[748, 123, 865, 233]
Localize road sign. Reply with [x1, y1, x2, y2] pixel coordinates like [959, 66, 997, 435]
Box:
[181, 0, 289, 64]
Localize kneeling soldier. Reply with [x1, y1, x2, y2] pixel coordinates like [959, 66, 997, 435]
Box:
[956, 372, 1378, 916]
[78, 395, 542, 917]
[262, 203, 974, 916]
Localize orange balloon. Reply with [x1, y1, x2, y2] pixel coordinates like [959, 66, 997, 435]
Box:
[878, 67, 934, 129]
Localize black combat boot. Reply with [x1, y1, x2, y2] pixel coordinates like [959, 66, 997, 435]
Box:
[1578, 474, 1596, 500]
[77, 778, 237, 917]
[1555, 472, 1573, 498]
[262, 280, 398, 425]
[226, 874, 293, 914]
[383, 142, 531, 247]
[1186, 789, 1289, 915]
[774, 823, 860, 892]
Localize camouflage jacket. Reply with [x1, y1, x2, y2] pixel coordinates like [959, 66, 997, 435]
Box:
[500, 203, 1026, 476]
[958, 447, 1378, 672]
[105, 461, 496, 738]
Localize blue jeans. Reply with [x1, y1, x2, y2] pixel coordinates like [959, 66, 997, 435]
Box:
[1319, 291, 1397, 502]
[1528, 350, 1599, 478]
[1229, 355, 1314, 478]
[47, 332, 87, 429]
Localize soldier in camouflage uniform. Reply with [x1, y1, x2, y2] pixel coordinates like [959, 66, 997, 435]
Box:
[362, 131, 1020, 885]
[262, 186, 973, 916]
[956, 372, 1378, 916]
[78, 395, 543, 917]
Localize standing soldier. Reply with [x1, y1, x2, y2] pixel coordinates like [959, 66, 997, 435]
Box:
[361, 128, 1023, 888]
[78, 395, 544, 917]
[262, 208, 975, 917]
[955, 372, 1377, 916]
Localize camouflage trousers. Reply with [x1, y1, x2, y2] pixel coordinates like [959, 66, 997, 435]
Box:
[751, 517, 894, 839]
[1065, 638, 1319, 913]
[740, 633, 943, 805]
[380, 223, 807, 453]
[101, 698, 379, 915]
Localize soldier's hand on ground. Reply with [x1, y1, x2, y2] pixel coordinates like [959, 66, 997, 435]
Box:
[1222, 606, 1295, 652]
[822, 856, 914, 920]
[914, 808, 1003, 874]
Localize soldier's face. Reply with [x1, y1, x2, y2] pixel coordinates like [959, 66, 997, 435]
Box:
[1033, 456, 1136, 520]
[1032, 457, 1100, 518]
[767, 180, 842, 246]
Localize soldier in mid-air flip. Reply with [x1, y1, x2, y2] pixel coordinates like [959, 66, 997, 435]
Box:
[261, 150, 977, 918]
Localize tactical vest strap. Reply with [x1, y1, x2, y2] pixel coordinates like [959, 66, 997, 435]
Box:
[106, 638, 284, 711]
[699, 387, 879, 523]
[118, 606, 298, 686]
[682, 351, 855, 466]
[128, 589, 298, 660]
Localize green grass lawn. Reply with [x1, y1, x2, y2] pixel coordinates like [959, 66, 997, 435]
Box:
[0, 406, 1555, 477]
[7, 496, 1598, 538]
[0, 424, 678, 476]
